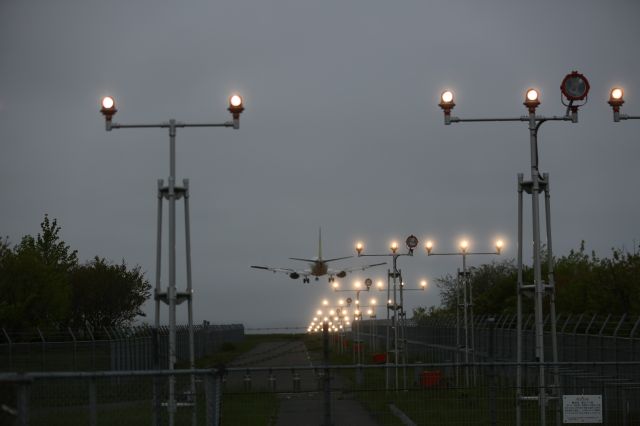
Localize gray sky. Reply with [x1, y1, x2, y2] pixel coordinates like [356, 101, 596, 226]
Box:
[2, 0, 639, 330]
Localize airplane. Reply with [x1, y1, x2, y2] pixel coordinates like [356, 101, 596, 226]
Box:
[251, 228, 385, 283]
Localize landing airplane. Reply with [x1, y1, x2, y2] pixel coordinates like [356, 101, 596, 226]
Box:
[251, 229, 385, 283]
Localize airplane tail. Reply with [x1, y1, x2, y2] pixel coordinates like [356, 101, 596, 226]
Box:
[289, 227, 353, 263]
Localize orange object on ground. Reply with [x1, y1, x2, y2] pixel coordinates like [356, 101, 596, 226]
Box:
[420, 370, 443, 388]
[372, 353, 387, 364]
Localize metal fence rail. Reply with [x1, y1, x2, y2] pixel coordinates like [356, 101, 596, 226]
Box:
[1, 362, 639, 425]
[0, 324, 244, 372]
[358, 314, 640, 365]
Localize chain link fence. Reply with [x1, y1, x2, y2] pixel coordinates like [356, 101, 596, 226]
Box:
[1, 361, 639, 425]
[0, 324, 244, 372]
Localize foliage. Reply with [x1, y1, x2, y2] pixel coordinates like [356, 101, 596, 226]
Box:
[411, 305, 449, 325]
[425, 242, 640, 316]
[0, 241, 71, 329]
[0, 216, 75, 329]
[69, 257, 151, 328]
[0, 215, 151, 331]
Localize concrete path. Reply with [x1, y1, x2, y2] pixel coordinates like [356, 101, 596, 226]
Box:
[228, 340, 379, 426]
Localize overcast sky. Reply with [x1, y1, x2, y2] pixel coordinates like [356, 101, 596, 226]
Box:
[2, 1, 639, 331]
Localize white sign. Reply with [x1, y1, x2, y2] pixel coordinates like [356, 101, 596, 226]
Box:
[563, 395, 602, 424]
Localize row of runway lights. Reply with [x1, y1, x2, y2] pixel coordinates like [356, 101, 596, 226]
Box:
[308, 236, 503, 333]
[100, 86, 633, 124]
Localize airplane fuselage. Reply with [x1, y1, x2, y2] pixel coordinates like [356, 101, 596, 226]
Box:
[310, 261, 329, 277]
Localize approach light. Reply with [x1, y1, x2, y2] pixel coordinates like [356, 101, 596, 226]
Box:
[100, 96, 118, 129]
[322, 299, 328, 306]
[609, 87, 625, 109]
[459, 240, 469, 253]
[390, 241, 399, 254]
[355, 242, 364, 255]
[608, 87, 626, 122]
[367, 309, 373, 315]
[354, 281, 361, 289]
[495, 240, 504, 254]
[332, 281, 339, 289]
[376, 281, 384, 289]
[420, 280, 428, 289]
[228, 94, 244, 128]
[338, 299, 344, 306]
[561, 71, 590, 101]
[611, 88, 624, 101]
[524, 89, 540, 112]
[317, 310, 322, 316]
[439, 90, 456, 124]
[425, 240, 434, 255]
[101, 96, 115, 110]
[228, 94, 244, 112]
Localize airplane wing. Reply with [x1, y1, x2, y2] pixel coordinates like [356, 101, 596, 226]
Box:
[328, 262, 387, 275]
[322, 256, 353, 263]
[288, 258, 317, 263]
[250, 265, 298, 274]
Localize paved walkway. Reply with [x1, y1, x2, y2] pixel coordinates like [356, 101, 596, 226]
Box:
[230, 340, 379, 426]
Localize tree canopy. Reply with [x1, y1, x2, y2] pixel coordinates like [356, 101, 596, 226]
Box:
[417, 242, 640, 320]
[0, 215, 151, 331]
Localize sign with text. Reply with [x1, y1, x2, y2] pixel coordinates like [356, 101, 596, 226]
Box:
[563, 395, 602, 424]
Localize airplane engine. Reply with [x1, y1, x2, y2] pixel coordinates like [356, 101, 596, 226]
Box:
[336, 271, 347, 278]
[290, 272, 300, 279]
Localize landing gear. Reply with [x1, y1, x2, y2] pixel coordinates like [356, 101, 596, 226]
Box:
[303, 278, 310, 283]
[328, 276, 335, 283]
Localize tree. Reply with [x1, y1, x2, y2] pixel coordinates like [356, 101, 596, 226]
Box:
[0, 217, 75, 329]
[0, 215, 152, 331]
[69, 257, 151, 328]
[17, 214, 78, 271]
[425, 242, 640, 317]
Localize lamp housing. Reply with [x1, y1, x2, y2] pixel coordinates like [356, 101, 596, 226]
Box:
[524, 89, 540, 113]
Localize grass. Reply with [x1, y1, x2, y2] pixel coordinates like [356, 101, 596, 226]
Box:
[3, 333, 289, 425]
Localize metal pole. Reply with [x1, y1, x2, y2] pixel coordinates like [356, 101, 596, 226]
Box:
[385, 268, 391, 391]
[529, 113, 546, 426]
[399, 270, 407, 389]
[467, 253, 477, 385]
[168, 120, 177, 425]
[456, 268, 461, 387]
[488, 317, 497, 426]
[184, 179, 197, 426]
[462, 256, 469, 387]
[155, 180, 163, 330]
[322, 321, 332, 426]
[393, 255, 399, 391]
[544, 174, 562, 425]
[516, 174, 524, 426]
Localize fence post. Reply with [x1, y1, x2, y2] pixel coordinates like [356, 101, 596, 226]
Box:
[89, 377, 97, 426]
[322, 321, 332, 426]
[37, 328, 46, 371]
[152, 328, 162, 426]
[16, 377, 31, 426]
[2, 328, 12, 371]
[205, 370, 222, 426]
[487, 317, 497, 426]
